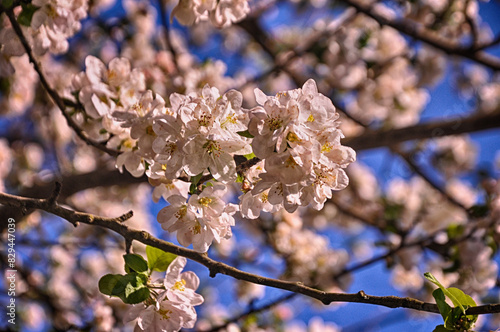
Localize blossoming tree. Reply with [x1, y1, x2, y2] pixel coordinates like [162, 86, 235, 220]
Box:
[1, 0, 500, 331]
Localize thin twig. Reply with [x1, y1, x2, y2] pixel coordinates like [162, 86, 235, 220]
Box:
[203, 293, 297, 332]
[341, 0, 500, 71]
[155, 0, 179, 70]
[474, 33, 500, 52]
[394, 148, 468, 211]
[4, 8, 120, 157]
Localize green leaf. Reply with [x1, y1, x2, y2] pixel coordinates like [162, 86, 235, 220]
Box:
[432, 288, 452, 324]
[17, 4, 39, 26]
[146, 245, 177, 272]
[447, 287, 478, 325]
[236, 173, 244, 183]
[123, 254, 149, 273]
[432, 325, 452, 332]
[98, 274, 123, 296]
[237, 130, 254, 138]
[189, 172, 204, 194]
[424, 272, 466, 314]
[446, 287, 477, 308]
[357, 30, 371, 49]
[243, 152, 256, 160]
[111, 273, 150, 304]
[468, 204, 489, 218]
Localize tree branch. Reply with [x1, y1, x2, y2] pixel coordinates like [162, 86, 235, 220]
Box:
[344, 111, 500, 151]
[0, 170, 146, 232]
[341, 0, 500, 71]
[393, 148, 468, 211]
[155, 0, 179, 70]
[1, 189, 499, 316]
[3, 8, 119, 157]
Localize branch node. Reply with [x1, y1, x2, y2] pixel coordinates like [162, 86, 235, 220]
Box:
[125, 238, 132, 254]
[321, 297, 332, 305]
[20, 202, 28, 215]
[358, 290, 369, 300]
[118, 210, 134, 222]
[68, 215, 79, 227]
[47, 181, 62, 206]
[209, 265, 218, 278]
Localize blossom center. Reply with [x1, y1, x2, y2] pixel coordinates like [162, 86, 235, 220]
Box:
[285, 155, 299, 168]
[267, 117, 283, 131]
[198, 197, 213, 206]
[191, 222, 202, 234]
[198, 113, 213, 127]
[172, 279, 187, 292]
[321, 142, 333, 153]
[203, 140, 221, 156]
[158, 308, 172, 320]
[131, 103, 145, 117]
[221, 113, 237, 129]
[286, 131, 301, 143]
[175, 205, 188, 219]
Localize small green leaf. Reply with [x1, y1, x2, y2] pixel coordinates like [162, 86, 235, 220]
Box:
[189, 172, 204, 194]
[446, 287, 477, 308]
[432, 288, 452, 323]
[112, 273, 149, 304]
[98, 274, 123, 296]
[243, 152, 256, 160]
[467, 204, 489, 218]
[146, 245, 177, 272]
[424, 272, 466, 314]
[123, 254, 149, 273]
[357, 30, 371, 49]
[17, 4, 39, 26]
[236, 173, 244, 183]
[237, 130, 254, 138]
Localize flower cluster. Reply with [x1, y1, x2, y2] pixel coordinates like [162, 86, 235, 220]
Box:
[30, 0, 88, 54]
[0, 0, 88, 61]
[158, 185, 238, 252]
[171, 0, 250, 28]
[125, 257, 204, 332]
[70, 59, 356, 255]
[241, 79, 356, 217]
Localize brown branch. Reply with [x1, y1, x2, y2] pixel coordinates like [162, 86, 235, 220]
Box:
[393, 148, 468, 211]
[344, 111, 500, 151]
[237, 12, 366, 125]
[464, 0, 480, 49]
[341, 0, 500, 71]
[1, 190, 500, 316]
[0, 169, 146, 232]
[474, 33, 500, 52]
[238, 8, 358, 90]
[155, 0, 179, 70]
[3, 8, 119, 157]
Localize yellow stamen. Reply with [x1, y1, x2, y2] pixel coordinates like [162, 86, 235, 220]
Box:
[287, 131, 301, 143]
[321, 143, 333, 153]
[198, 197, 212, 206]
[172, 279, 187, 292]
